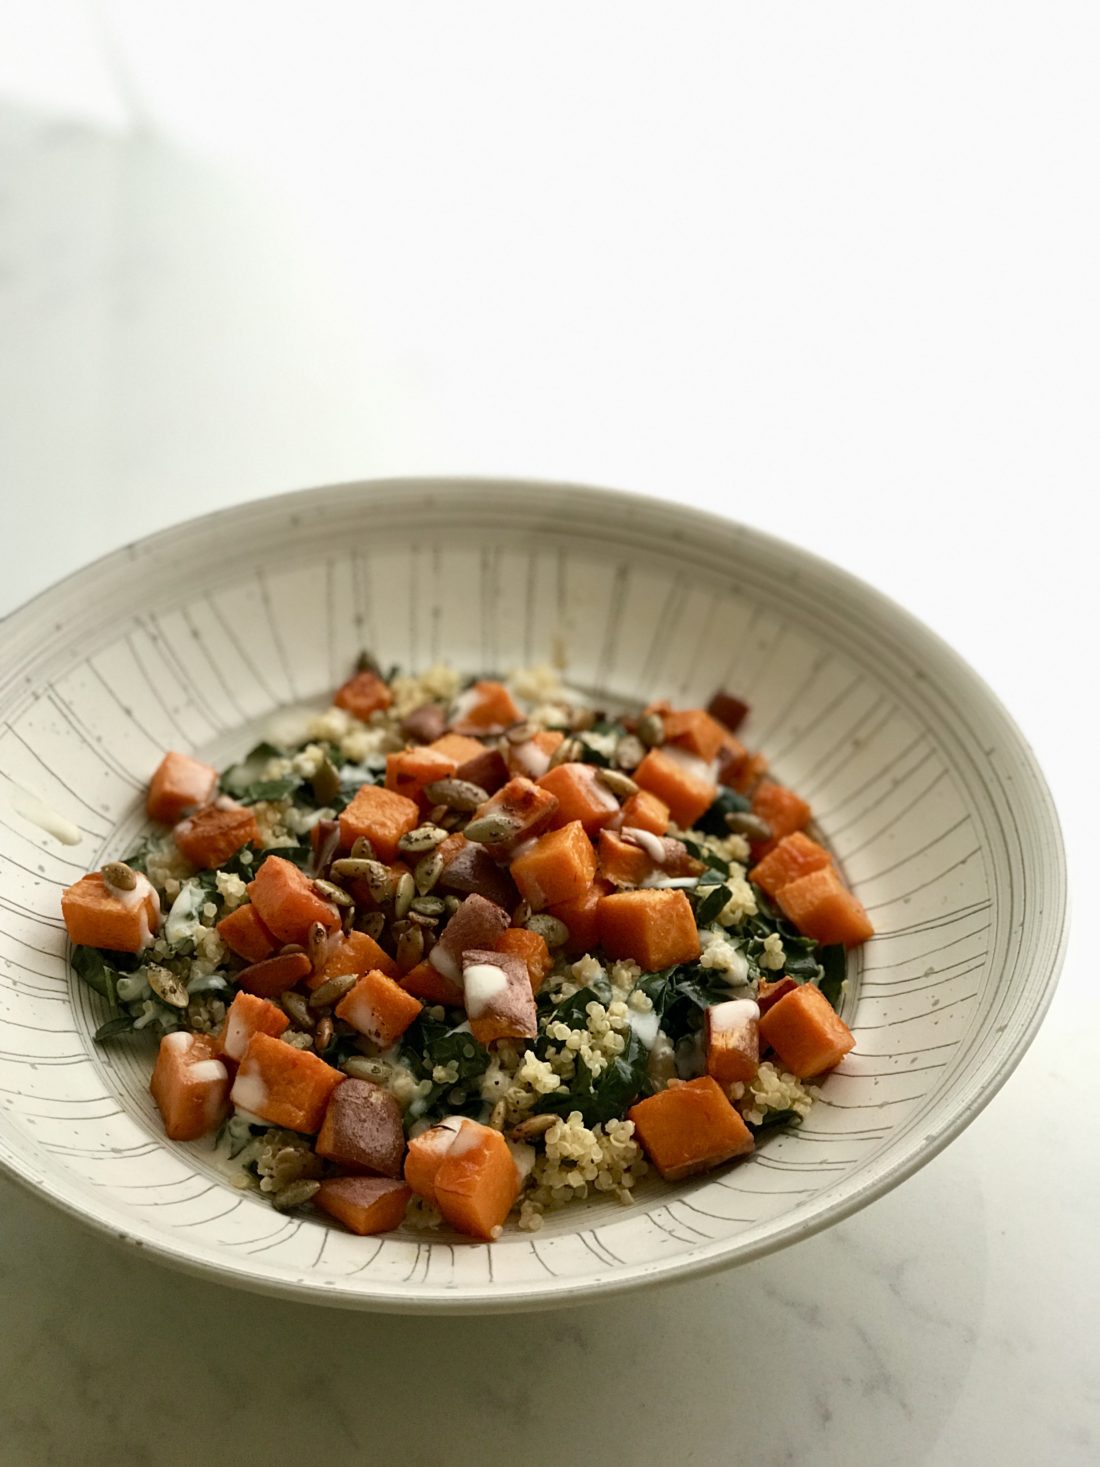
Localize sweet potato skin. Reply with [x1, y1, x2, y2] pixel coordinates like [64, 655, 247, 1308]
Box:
[314, 1176, 411, 1235]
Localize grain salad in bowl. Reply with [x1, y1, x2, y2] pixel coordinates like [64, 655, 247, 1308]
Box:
[60, 658, 872, 1244]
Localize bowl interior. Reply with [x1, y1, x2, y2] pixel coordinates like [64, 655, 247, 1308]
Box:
[0, 479, 1066, 1309]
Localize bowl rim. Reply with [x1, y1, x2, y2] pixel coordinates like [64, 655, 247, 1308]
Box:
[0, 474, 1069, 1312]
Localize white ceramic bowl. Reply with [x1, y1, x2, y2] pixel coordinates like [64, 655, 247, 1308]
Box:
[0, 479, 1066, 1311]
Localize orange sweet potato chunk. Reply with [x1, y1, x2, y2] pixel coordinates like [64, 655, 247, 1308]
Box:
[434, 1121, 523, 1240]
[749, 831, 832, 900]
[751, 781, 812, 841]
[506, 729, 564, 777]
[61, 871, 159, 953]
[775, 866, 873, 948]
[314, 1176, 411, 1236]
[247, 854, 341, 946]
[634, 746, 717, 827]
[405, 1116, 469, 1206]
[308, 928, 399, 988]
[338, 783, 420, 862]
[661, 709, 732, 763]
[469, 777, 560, 858]
[230, 1031, 344, 1132]
[536, 763, 621, 835]
[450, 680, 522, 734]
[495, 928, 553, 993]
[385, 746, 457, 806]
[235, 950, 312, 998]
[333, 668, 393, 721]
[150, 1032, 230, 1141]
[547, 879, 610, 956]
[173, 802, 260, 869]
[218, 990, 289, 1062]
[629, 1076, 753, 1180]
[428, 732, 488, 766]
[335, 969, 423, 1048]
[216, 903, 277, 963]
[146, 751, 218, 824]
[597, 829, 655, 887]
[729, 750, 769, 796]
[398, 959, 465, 1006]
[757, 982, 855, 1077]
[598, 888, 701, 971]
[510, 820, 597, 911]
[620, 789, 670, 837]
[705, 1000, 760, 1086]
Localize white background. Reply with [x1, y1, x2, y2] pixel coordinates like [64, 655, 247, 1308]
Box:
[0, 5, 1097, 1464]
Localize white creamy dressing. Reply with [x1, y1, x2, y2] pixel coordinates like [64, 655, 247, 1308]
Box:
[639, 874, 700, 889]
[605, 809, 624, 832]
[230, 1067, 270, 1118]
[628, 1008, 662, 1051]
[508, 836, 538, 863]
[8, 787, 82, 846]
[660, 744, 720, 790]
[462, 962, 509, 1018]
[223, 1011, 250, 1061]
[622, 826, 666, 863]
[507, 1139, 536, 1183]
[448, 687, 481, 726]
[584, 767, 621, 813]
[342, 988, 384, 1045]
[510, 740, 551, 779]
[708, 998, 760, 1033]
[163, 1029, 194, 1055]
[428, 944, 461, 982]
[164, 879, 206, 946]
[189, 1058, 229, 1085]
[447, 1019, 472, 1037]
[445, 1119, 482, 1157]
[265, 702, 325, 749]
[106, 870, 161, 949]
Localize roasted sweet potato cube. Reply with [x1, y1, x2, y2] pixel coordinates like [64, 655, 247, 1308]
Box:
[495, 928, 553, 993]
[628, 1075, 754, 1180]
[455, 744, 510, 794]
[315, 1078, 406, 1177]
[218, 990, 289, 1062]
[436, 838, 519, 910]
[433, 1120, 523, 1239]
[404, 1115, 469, 1206]
[333, 668, 393, 721]
[235, 950, 312, 998]
[385, 746, 457, 806]
[61, 871, 160, 953]
[308, 928, 400, 989]
[174, 802, 260, 870]
[706, 690, 749, 734]
[230, 1031, 344, 1132]
[620, 789, 670, 837]
[634, 746, 717, 827]
[428, 732, 487, 766]
[758, 982, 855, 1077]
[756, 975, 798, 1015]
[216, 903, 277, 963]
[661, 708, 732, 763]
[751, 781, 812, 842]
[247, 854, 341, 946]
[536, 763, 622, 835]
[428, 892, 513, 984]
[598, 888, 701, 971]
[314, 1176, 411, 1235]
[547, 879, 610, 956]
[399, 959, 465, 1006]
[729, 750, 769, 796]
[506, 729, 564, 779]
[462, 948, 538, 1045]
[335, 969, 423, 1048]
[150, 1031, 231, 1141]
[598, 828, 656, 888]
[705, 999, 760, 1086]
[146, 750, 218, 824]
[749, 831, 832, 900]
[775, 867, 873, 948]
[468, 777, 560, 859]
[450, 679, 522, 734]
[510, 820, 597, 911]
[338, 784, 420, 863]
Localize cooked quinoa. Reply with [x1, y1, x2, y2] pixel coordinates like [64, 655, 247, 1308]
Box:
[63, 658, 869, 1245]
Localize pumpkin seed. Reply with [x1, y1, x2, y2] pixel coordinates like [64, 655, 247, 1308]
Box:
[547, 737, 582, 770]
[423, 778, 489, 812]
[342, 1055, 387, 1081]
[525, 913, 570, 948]
[724, 811, 773, 842]
[357, 910, 386, 941]
[307, 920, 329, 969]
[394, 922, 425, 973]
[314, 1016, 334, 1053]
[443, 895, 462, 915]
[512, 899, 531, 927]
[102, 861, 138, 892]
[568, 707, 598, 732]
[595, 767, 639, 800]
[272, 1178, 321, 1212]
[147, 964, 189, 1008]
[280, 991, 314, 1030]
[414, 849, 445, 895]
[615, 734, 646, 770]
[309, 972, 357, 1009]
[332, 857, 394, 902]
[350, 836, 375, 861]
[426, 803, 449, 826]
[397, 824, 449, 855]
[311, 877, 353, 908]
[504, 720, 537, 745]
[310, 755, 341, 806]
[510, 1112, 556, 1141]
[410, 894, 446, 918]
[489, 1099, 507, 1131]
[393, 870, 416, 919]
[637, 711, 665, 748]
[463, 812, 518, 845]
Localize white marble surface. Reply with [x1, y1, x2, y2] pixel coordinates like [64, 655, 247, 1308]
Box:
[1, 14, 1097, 1457]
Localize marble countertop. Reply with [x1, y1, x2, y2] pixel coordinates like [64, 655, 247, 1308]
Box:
[1, 50, 1096, 1465]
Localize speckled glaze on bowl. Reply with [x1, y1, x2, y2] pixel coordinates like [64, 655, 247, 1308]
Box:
[0, 479, 1067, 1311]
